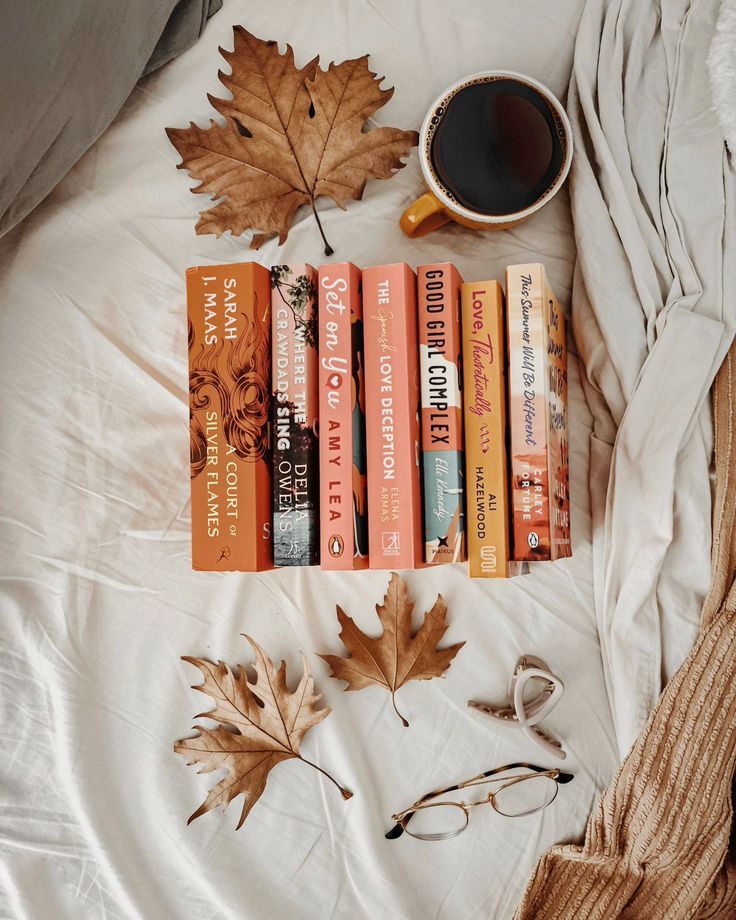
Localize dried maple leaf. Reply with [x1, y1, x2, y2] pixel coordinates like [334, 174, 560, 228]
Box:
[165, 27, 418, 255]
[320, 573, 465, 726]
[175, 635, 351, 828]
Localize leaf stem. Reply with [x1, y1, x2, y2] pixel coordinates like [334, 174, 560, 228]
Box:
[391, 691, 409, 728]
[300, 755, 353, 800]
[309, 197, 334, 256]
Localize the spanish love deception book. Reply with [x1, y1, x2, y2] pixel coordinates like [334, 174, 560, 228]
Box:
[362, 263, 423, 570]
[506, 263, 571, 562]
[186, 262, 272, 571]
[271, 263, 320, 566]
[461, 280, 511, 578]
[317, 262, 368, 569]
[418, 263, 466, 564]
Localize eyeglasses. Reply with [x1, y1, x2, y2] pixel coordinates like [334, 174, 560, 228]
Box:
[468, 655, 566, 760]
[386, 763, 574, 841]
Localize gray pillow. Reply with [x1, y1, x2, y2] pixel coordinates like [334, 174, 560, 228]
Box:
[0, 0, 221, 237]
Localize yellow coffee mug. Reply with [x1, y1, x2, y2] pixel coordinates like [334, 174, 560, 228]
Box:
[400, 70, 573, 238]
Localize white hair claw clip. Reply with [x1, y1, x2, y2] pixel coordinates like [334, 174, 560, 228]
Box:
[468, 655, 566, 760]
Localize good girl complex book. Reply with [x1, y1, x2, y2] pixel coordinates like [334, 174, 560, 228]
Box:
[418, 263, 465, 564]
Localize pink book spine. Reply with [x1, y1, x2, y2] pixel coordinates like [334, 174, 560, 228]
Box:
[318, 263, 368, 569]
[363, 263, 422, 569]
[507, 263, 551, 561]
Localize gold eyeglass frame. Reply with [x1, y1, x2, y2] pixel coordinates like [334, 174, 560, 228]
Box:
[386, 762, 574, 841]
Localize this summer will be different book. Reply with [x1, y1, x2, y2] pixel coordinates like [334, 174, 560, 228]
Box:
[363, 263, 423, 569]
[271, 263, 320, 566]
[461, 280, 511, 578]
[506, 263, 572, 562]
[186, 262, 272, 571]
[317, 262, 369, 569]
[418, 263, 465, 564]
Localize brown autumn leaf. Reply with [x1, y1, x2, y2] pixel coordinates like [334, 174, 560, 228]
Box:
[175, 635, 352, 829]
[320, 573, 465, 726]
[166, 27, 418, 255]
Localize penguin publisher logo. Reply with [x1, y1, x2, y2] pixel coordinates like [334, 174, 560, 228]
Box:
[329, 534, 344, 557]
[527, 532, 539, 549]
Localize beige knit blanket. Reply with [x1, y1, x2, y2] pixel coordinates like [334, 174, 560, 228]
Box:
[515, 306, 736, 920]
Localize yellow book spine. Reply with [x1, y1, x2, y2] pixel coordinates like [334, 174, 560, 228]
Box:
[461, 281, 510, 578]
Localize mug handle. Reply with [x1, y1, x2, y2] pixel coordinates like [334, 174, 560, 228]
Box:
[400, 192, 451, 238]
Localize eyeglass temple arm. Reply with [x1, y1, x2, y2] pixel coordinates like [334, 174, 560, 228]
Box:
[458, 762, 572, 786]
[385, 763, 574, 839]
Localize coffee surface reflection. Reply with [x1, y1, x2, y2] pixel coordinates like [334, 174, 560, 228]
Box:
[429, 79, 565, 216]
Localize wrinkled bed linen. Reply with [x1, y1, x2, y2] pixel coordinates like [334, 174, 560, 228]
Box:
[568, 0, 736, 757]
[0, 1, 663, 918]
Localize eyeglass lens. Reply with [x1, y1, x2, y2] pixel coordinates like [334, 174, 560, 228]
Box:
[404, 803, 469, 840]
[492, 775, 558, 817]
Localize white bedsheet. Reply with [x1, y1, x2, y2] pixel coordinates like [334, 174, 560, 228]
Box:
[0, 2, 622, 918]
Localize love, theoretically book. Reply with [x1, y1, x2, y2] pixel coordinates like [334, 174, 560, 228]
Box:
[461, 280, 511, 578]
[317, 262, 369, 568]
[271, 263, 320, 566]
[418, 263, 465, 564]
[186, 262, 273, 571]
[362, 263, 423, 570]
[506, 263, 571, 561]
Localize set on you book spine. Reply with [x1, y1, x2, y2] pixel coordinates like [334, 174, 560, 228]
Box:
[363, 263, 423, 569]
[317, 263, 369, 569]
[418, 263, 465, 564]
[506, 263, 571, 561]
[186, 262, 273, 571]
[462, 281, 511, 578]
[271, 264, 320, 566]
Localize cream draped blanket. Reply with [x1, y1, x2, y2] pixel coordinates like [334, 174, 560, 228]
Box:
[568, 0, 735, 759]
[517, 0, 736, 915]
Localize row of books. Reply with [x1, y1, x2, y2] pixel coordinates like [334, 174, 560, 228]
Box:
[185, 260, 571, 576]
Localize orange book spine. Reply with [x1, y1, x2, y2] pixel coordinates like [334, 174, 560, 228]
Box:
[461, 281, 510, 578]
[318, 263, 368, 569]
[363, 263, 422, 569]
[186, 262, 272, 571]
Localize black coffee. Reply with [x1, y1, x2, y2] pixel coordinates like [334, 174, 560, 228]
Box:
[429, 79, 565, 216]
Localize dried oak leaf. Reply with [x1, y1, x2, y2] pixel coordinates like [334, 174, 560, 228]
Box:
[166, 27, 418, 254]
[175, 635, 351, 829]
[320, 573, 465, 726]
